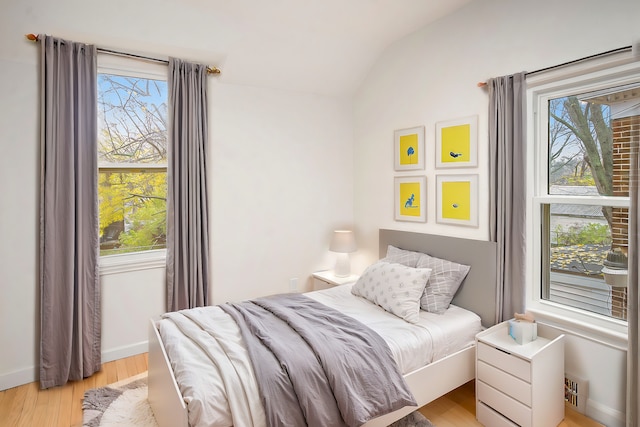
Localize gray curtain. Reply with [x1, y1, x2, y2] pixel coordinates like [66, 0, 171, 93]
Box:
[166, 57, 210, 311]
[39, 35, 100, 389]
[488, 72, 527, 323]
[628, 137, 639, 426]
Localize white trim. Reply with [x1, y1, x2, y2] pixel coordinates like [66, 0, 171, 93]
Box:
[534, 194, 630, 206]
[0, 365, 38, 391]
[97, 53, 167, 80]
[100, 249, 166, 275]
[532, 312, 627, 351]
[0, 341, 150, 391]
[586, 397, 626, 427]
[102, 341, 149, 363]
[98, 163, 167, 171]
[526, 53, 640, 339]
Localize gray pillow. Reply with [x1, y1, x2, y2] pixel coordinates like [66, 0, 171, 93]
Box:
[382, 245, 422, 268]
[417, 254, 470, 314]
[351, 261, 432, 323]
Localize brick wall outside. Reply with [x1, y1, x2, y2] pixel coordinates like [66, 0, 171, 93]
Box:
[609, 114, 639, 320]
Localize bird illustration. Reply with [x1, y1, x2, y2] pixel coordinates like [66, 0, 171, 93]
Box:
[404, 194, 415, 208]
[449, 151, 463, 158]
[452, 203, 459, 208]
[407, 146, 415, 163]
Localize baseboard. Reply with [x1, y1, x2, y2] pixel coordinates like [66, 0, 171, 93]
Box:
[102, 340, 149, 363]
[587, 398, 625, 427]
[0, 340, 149, 391]
[0, 366, 38, 391]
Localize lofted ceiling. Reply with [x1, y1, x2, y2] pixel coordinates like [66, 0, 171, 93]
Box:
[175, 0, 475, 96]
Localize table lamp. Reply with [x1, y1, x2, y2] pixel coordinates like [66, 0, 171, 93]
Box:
[329, 230, 357, 277]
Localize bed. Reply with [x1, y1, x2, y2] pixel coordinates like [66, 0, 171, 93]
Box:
[148, 229, 498, 427]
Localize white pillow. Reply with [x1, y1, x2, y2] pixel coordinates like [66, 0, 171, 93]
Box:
[382, 245, 423, 268]
[416, 254, 470, 314]
[351, 261, 432, 323]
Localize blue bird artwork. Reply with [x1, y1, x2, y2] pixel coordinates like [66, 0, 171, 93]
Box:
[407, 146, 415, 163]
[452, 203, 459, 208]
[449, 151, 463, 158]
[404, 193, 416, 208]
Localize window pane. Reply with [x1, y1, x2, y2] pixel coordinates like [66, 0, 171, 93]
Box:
[98, 74, 168, 165]
[548, 83, 640, 196]
[544, 204, 628, 320]
[99, 170, 167, 256]
[98, 73, 168, 256]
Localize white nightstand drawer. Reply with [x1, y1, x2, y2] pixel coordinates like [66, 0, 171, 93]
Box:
[477, 381, 532, 427]
[477, 342, 531, 383]
[478, 360, 531, 406]
[312, 271, 359, 291]
[477, 401, 519, 427]
[313, 278, 333, 291]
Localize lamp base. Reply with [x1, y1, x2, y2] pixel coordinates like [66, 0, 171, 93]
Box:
[334, 253, 351, 277]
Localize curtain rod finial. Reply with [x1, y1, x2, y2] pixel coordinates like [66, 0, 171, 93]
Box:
[477, 81, 487, 88]
[26, 33, 38, 42]
[207, 66, 221, 75]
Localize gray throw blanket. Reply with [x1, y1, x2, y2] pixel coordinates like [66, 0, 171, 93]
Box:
[221, 293, 417, 427]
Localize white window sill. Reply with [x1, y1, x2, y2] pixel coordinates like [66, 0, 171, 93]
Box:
[99, 249, 166, 275]
[527, 301, 628, 351]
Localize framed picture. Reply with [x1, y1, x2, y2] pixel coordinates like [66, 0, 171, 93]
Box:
[394, 126, 425, 171]
[436, 174, 478, 227]
[435, 116, 478, 168]
[394, 176, 426, 222]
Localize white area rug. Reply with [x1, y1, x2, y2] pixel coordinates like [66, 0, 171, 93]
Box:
[82, 372, 158, 427]
[388, 411, 435, 427]
[82, 372, 434, 427]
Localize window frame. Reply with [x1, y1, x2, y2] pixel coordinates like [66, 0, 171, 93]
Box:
[525, 52, 639, 345]
[97, 55, 169, 274]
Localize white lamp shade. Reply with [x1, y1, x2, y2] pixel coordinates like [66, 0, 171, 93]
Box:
[329, 230, 357, 253]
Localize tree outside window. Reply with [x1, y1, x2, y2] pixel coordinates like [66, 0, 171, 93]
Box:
[544, 83, 638, 320]
[98, 74, 168, 256]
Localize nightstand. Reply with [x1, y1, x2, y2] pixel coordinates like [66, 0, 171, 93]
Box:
[476, 321, 565, 427]
[312, 270, 359, 291]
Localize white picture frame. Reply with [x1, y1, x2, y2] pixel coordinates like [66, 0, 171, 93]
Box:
[435, 116, 478, 169]
[436, 174, 478, 227]
[395, 176, 427, 222]
[394, 126, 425, 171]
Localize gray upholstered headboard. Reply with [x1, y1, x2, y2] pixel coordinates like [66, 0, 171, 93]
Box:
[379, 229, 498, 328]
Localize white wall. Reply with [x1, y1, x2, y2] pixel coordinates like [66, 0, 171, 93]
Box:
[0, 2, 354, 390]
[210, 82, 354, 303]
[1, 0, 638, 424]
[353, 0, 639, 425]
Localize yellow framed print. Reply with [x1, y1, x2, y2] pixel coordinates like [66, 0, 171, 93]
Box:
[436, 174, 478, 227]
[395, 176, 426, 222]
[435, 116, 478, 168]
[394, 126, 425, 171]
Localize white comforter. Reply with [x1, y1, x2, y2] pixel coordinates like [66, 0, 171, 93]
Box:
[157, 284, 482, 427]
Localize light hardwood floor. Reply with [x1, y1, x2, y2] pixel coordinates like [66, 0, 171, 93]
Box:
[420, 380, 604, 427]
[0, 353, 148, 427]
[1, 352, 604, 427]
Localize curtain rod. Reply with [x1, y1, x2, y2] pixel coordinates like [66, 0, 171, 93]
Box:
[26, 34, 221, 75]
[477, 45, 633, 88]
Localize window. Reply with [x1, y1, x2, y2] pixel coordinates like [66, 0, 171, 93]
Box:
[528, 54, 639, 334]
[97, 72, 168, 256]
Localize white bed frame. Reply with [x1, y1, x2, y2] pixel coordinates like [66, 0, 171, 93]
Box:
[148, 229, 498, 427]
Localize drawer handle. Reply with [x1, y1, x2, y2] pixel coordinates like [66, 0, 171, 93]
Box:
[494, 347, 512, 356]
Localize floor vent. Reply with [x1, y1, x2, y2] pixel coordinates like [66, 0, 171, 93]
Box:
[565, 373, 588, 414]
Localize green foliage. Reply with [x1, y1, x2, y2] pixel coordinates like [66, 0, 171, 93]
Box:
[554, 223, 611, 246]
[99, 171, 167, 255]
[98, 73, 168, 256]
[563, 175, 596, 186]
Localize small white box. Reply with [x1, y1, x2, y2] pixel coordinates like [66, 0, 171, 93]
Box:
[508, 319, 537, 345]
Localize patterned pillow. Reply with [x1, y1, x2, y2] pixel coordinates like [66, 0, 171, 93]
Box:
[351, 261, 432, 323]
[382, 245, 423, 268]
[417, 254, 470, 314]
